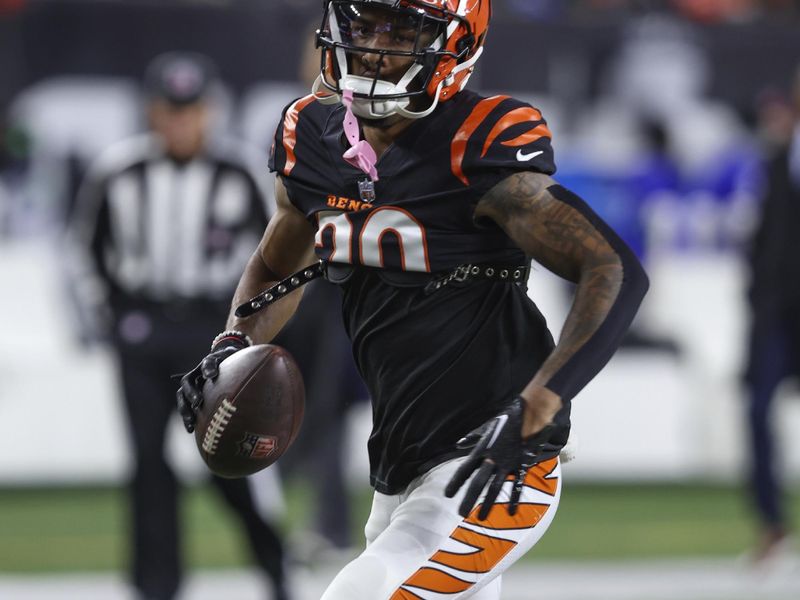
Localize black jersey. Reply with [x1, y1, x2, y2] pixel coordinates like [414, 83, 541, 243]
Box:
[270, 90, 571, 494]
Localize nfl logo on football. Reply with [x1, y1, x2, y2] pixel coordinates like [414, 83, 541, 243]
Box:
[237, 433, 278, 459]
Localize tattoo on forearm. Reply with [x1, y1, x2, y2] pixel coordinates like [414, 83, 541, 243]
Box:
[481, 173, 618, 277]
[478, 172, 624, 384]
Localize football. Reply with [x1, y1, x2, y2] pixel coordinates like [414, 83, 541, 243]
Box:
[194, 344, 305, 478]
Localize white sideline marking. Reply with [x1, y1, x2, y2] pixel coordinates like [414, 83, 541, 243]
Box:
[0, 558, 799, 599]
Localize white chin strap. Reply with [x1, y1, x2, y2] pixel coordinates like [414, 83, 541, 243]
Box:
[343, 74, 414, 119]
[313, 73, 440, 120]
[312, 46, 484, 121]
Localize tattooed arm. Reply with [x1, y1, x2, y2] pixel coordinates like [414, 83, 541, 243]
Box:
[474, 172, 649, 437]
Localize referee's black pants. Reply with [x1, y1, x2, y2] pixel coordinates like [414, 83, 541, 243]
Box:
[113, 305, 286, 600]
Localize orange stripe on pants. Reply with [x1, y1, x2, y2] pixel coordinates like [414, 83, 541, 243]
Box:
[392, 457, 559, 598]
[431, 527, 515, 574]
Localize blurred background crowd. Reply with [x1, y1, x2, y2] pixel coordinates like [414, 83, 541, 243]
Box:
[2, 1, 800, 599]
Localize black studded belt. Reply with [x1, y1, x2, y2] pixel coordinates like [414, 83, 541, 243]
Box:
[235, 260, 531, 318]
[235, 261, 327, 318]
[423, 263, 530, 295]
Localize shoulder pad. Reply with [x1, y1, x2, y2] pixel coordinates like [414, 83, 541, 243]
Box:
[269, 94, 322, 177]
[451, 95, 555, 186]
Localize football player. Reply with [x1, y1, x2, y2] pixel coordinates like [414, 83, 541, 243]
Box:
[178, 1, 649, 598]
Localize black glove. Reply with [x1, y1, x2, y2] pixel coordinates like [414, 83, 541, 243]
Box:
[444, 397, 561, 520]
[176, 330, 252, 433]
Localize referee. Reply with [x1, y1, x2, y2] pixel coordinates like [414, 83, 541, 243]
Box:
[69, 53, 289, 600]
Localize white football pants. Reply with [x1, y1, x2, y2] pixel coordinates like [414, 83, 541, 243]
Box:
[320, 456, 562, 599]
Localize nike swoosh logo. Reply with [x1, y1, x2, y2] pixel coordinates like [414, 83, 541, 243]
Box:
[516, 149, 544, 162]
[487, 414, 509, 448]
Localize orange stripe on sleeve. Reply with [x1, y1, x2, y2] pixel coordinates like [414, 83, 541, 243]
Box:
[450, 95, 508, 186]
[281, 95, 317, 176]
[480, 106, 551, 157]
[500, 123, 552, 148]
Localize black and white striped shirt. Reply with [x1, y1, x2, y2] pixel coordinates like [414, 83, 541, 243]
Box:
[72, 133, 272, 306]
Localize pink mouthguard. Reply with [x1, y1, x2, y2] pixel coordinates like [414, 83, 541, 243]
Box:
[341, 90, 379, 182]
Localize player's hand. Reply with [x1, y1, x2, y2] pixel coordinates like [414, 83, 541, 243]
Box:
[444, 397, 561, 520]
[176, 331, 252, 433]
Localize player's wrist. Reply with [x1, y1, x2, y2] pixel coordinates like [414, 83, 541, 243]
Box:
[517, 387, 561, 439]
[211, 330, 253, 352]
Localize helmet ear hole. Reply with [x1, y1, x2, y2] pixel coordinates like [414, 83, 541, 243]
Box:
[456, 34, 475, 60]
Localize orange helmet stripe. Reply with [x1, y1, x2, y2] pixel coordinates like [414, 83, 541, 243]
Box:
[282, 95, 317, 176]
[480, 106, 551, 157]
[451, 95, 509, 186]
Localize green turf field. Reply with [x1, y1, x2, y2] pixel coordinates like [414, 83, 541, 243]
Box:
[0, 483, 796, 573]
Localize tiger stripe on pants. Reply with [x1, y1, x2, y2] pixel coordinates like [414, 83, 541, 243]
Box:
[320, 457, 561, 600]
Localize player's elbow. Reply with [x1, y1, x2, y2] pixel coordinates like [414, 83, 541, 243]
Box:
[620, 249, 649, 306]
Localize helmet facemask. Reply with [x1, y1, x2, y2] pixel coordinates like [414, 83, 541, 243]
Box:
[314, 1, 470, 120]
